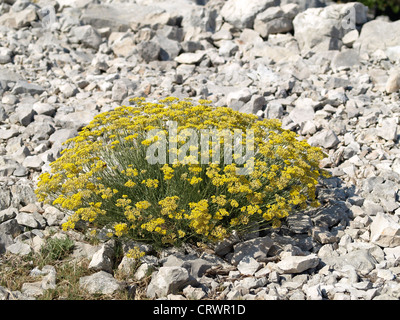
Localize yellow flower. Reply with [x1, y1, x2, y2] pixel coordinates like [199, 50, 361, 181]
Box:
[114, 223, 128, 236]
[141, 178, 159, 188]
[36, 96, 328, 249]
[230, 199, 239, 208]
[189, 176, 203, 185]
[161, 164, 174, 180]
[124, 179, 136, 188]
[135, 200, 151, 210]
[126, 246, 145, 260]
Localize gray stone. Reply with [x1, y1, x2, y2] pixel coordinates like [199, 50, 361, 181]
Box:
[321, 249, 377, 275]
[0, 127, 19, 140]
[237, 256, 261, 275]
[42, 206, 65, 226]
[175, 51, 205, 64]
[132, 262, 153, 281]
[220, 0, 278, 29]
[21, 281, 44, 298]
[218, 40, 239, 57]
[331, 49, 360, 71]
[385, 70, 400, 94]
[81, 3, 178, 32]
[370, 213, 400, 248]
[288, 102, 315, 125]
[146, 266, 196, 299]
[111, 80, 128, 101]
[6, 241, 32, 256]
[48, 128, 78, 148]
[293, 3, 368, 53]
[214, 231, 240, 257]
[137, 41, 161, 63]
[287, 213, 313, 234]
[155, 35, 182, 61]
[16, 212, 40, 229]
[72, 241, 100, 261]
[265, 101, 284, 119]
[15, 105, 35, 126]
[79, 271, 124, 295]
[22, 155, 44, 170]
[355, 19, 400, 54]
[12, 80, 45, 95]
[253, 5, 296, 38]
[275, 254, 319, 274]
[182, 285, 207, 300]
[376, 118, 398, 141]
[162, 255, 214, 278]
[112, 35, 136, 57]
[0, 208, 17, 224]
[59, 83, 78, 98]
[71, 25, 102, 49]
[41, 267, 57, 290]
[311, 201, 348, 228]
[0, 6, 37, 29]
[342, 29, 359, 47]
[308, 129, 340, 149]
[231, 236, 273, 266]
[0, 47, 12, 64]
[88, 240, 115, 273]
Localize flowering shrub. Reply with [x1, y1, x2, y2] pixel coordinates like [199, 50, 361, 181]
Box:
[35, 97, 329, 248]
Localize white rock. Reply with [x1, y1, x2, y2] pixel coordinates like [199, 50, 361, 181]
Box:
[275, 254, 320, 274]
[231, 236, 273, 266]
[146, 266, 195, 299]
[342, 29, 359, 48]
[71, 25, 102, 49]
[293, 3, 367, 53]
[220, 0, 277, 29]
[288, 100, 315, 125]
[88, 240, 115, 273]
[183, 285, 207, 300]
[370, 212, 400, 248]
[16, 212, 40, 228]
[21, 281, 44, 298]
[303, 284, 323, 300]
[237, 256, 261, 275]
[174, 51, 205, 64]
[6, 241, 32, 256]
[79, 271, 124, 295]
[253, 6, 294, 38]
[307, 129, 340, 149]
[385, 70, 400, 94]
[376, 117, 398, 141]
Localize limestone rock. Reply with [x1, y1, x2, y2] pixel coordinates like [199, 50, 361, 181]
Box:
[370, 213, 400, 248]
[275, 254, 319, 274]
[79, 271, 124, 295]
[146, 266, 196, 299]
[231, 236, 273, 266]
[220, 0, 278, 29]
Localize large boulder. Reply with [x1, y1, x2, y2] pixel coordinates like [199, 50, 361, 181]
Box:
[146, 266, 196, 298]
[354, 19, 400, 54]
[293, 2, 368, 53]
[220, 0, 278, 29]
[370, 213, 400, 248]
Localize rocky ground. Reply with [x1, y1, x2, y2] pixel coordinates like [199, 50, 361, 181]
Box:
[0, 0, 400, 300]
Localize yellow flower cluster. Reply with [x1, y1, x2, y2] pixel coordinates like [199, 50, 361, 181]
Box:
[126, 246, 146, 260]
[35, 96, 329, 248]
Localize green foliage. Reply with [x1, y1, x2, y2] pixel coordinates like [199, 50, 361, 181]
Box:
[339, 0, 400, 14]
[39, 236, 75, 264]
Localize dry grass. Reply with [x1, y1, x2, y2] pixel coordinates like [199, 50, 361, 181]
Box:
[0, 236, 140, 300]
